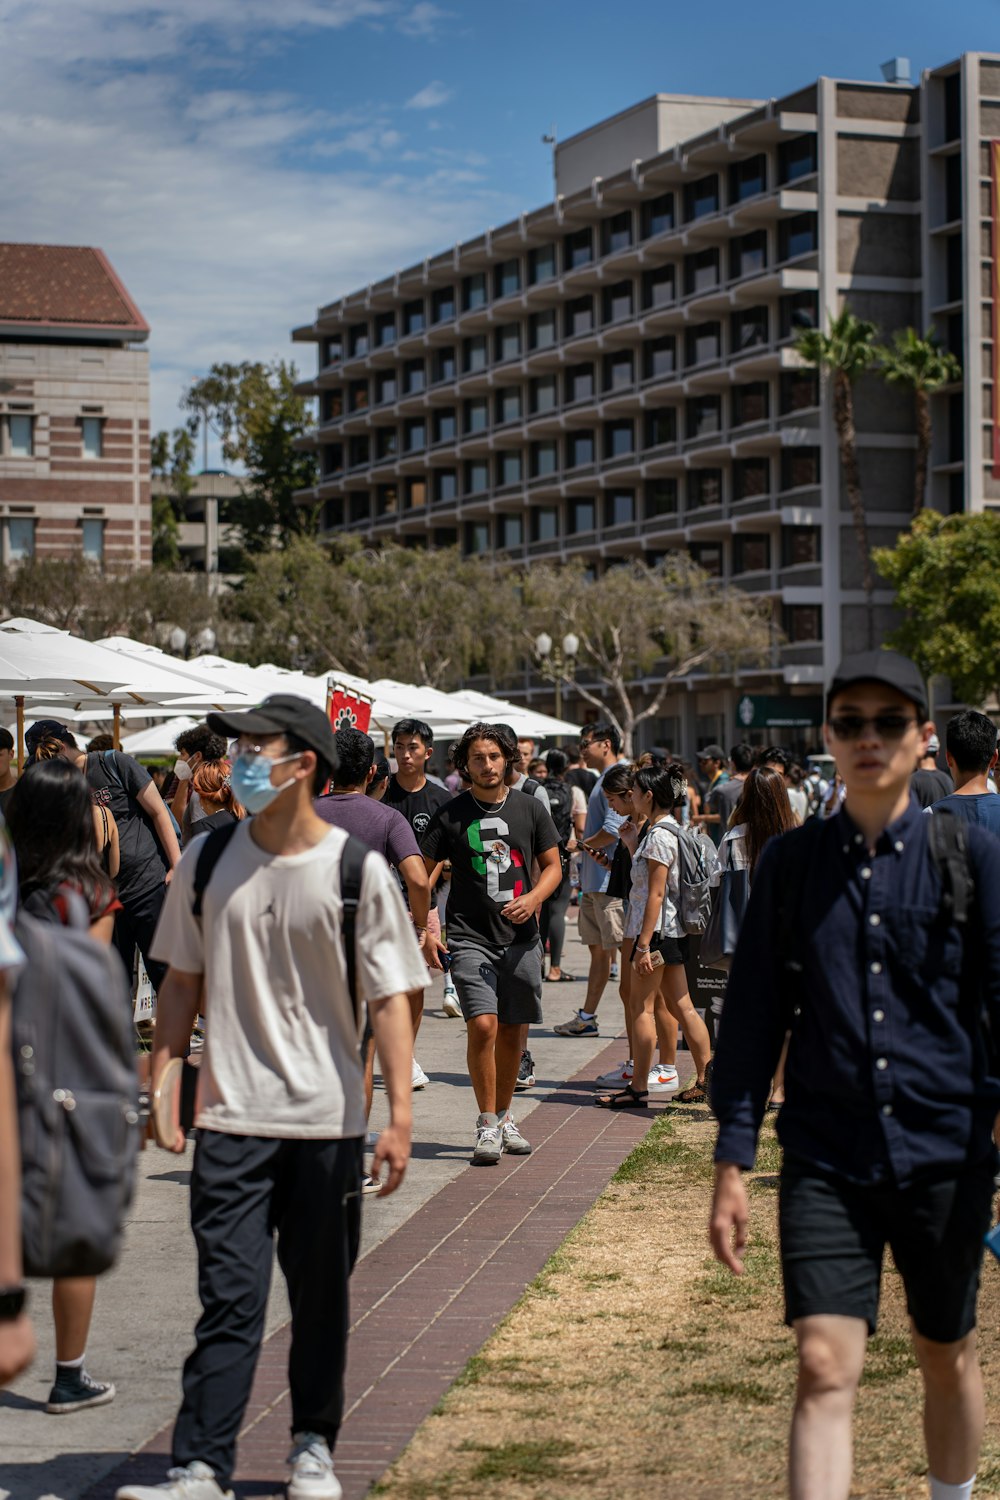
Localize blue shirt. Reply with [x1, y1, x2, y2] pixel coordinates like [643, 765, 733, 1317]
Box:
[712, 797, 1000, 1186]
[928, 791, 1000, 837]
[579, 761, 629, 895]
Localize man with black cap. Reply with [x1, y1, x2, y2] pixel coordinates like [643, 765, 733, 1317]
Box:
[911, 730, 954, 809]
[709, 650, 1000, 1500]
[694, 743, 729, 846]
[118, 696, 426, 1500]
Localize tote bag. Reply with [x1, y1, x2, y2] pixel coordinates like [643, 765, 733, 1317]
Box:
[700, 839, 750, 971]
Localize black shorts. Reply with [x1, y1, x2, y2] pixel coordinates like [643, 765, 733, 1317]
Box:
[629, 933, 689, 967]
[779, 1158, 996, 1342]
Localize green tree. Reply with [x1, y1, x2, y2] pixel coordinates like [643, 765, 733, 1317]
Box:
[796, 309, 880, 647]
[182, 361, 318, 553]
[150, 427, 196, 568]
[873, 510, 1000, 707]
[521, 556, 774, 755]
[877, 327, 961, 515]
[0, 559, 224, 649]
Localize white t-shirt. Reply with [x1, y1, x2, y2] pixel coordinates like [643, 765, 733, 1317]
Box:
[150, 821, 427, 1140]
[625, 817, 683, 940]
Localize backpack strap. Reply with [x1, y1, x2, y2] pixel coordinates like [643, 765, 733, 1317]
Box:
[192, 822, 240, 919]
[926, 810, 973, 927]
[340, 835, 368, 1023]
[774, 818, 826, 1031]
[521, 777, 539, 798]
[101, 748, 125, 792]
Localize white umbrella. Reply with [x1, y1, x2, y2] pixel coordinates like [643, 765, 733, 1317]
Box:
[444, 688, 582, 740]
[120, 716, 203, 759]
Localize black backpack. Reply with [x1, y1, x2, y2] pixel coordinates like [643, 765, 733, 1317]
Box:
[544, 778, 574, 847]
[12, 893, 140, 1278]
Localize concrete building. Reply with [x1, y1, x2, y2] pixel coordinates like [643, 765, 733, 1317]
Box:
[0, 244, 151, 569]
[291, 54, 997, 751]
[171, 470, 244, 587]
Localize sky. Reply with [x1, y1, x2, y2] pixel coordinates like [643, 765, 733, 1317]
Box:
[1, 0, 997, 461]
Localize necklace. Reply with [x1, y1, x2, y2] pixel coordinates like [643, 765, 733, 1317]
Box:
[471, 786, 509, 813]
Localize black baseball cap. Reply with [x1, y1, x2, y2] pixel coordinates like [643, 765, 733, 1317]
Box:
[697, 744, 726, 762]
[826, 651, 928, 720]
[207, 695, 339, 770]
[25, 718, 73, 751]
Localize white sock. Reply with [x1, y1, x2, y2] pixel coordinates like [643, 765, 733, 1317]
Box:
[57, 1352, 85, 1370]
[929, 1477, 975, 1500]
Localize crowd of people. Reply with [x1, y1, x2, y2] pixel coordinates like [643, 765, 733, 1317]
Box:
[0, 651, 999, 1500]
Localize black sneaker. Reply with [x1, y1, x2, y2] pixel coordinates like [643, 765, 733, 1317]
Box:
[46, 1366, 116, 1414]
[515, 1050, 536, 1090]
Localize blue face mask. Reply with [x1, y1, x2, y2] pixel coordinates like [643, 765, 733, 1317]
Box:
[230, 751, 299, 815]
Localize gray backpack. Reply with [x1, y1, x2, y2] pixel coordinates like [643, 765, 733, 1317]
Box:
[11, 894, 140, 1278]
[673, 824, 719, 936]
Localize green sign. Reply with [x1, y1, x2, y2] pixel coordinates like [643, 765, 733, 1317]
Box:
[736, 694, 823, 730]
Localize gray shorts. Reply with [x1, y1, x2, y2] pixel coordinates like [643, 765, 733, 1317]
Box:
[450, 939, 544, 1025]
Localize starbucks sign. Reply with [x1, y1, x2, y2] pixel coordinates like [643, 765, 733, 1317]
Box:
[736, 695, 823, 730]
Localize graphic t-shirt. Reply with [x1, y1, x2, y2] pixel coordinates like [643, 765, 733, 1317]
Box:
[85, 750, 166, 902]
[383, 776, 452, 842]
[420, 790, 559, 947]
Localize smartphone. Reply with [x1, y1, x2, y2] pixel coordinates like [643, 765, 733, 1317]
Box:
[440, 949, 452, 972]
[984, 1222, 1000, 1261]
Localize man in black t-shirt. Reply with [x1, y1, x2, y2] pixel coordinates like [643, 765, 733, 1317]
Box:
[384, 718, 452, 837]
[421, 723, 562, 1166]
[910, 732, 954, 809]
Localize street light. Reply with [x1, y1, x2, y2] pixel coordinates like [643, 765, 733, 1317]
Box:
[534, 630, 579, 722]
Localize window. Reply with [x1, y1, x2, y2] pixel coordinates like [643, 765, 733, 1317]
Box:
[533, 507, 559, 542]
[602, 281, 633, 324]
[603, 352, 634, 391]
[780, 372, 819, 414]
[565, 296, 594, 339]
[688, 469, 723, 509]
[565, 364, 595, 403]
[435, 470, 458, 502]
[465, 459, 489, 493]
[324, 337, 342, 365]
[495, 259, 521, 298]
[497, 451, 522, 487]
[7, 517, 35, 560]
[732, 382, 769, 427]
[375, 427, 398, 460]
[780, 447, 821, 489]
[690, 541, 723, 577]
[348, 435, 370, 468]
[729, 154, 767, 203]
[81, 416, 103, 458]
[529, 310, 557, 349]
[730, 230, 767, 280]
[778, 135, 817, 185]
[779, 214, 818, 261]
[530, 376, 558, 413]
[79, 518, 104, 561]
[944, 71, 962, 143]
[945, 152, 962, 222]
[643, 336, 677, 380]
[463, 336, 488, 373]
[434, 409, 457, 444]
[684, 175, 720, 221]
[498, 514, 523, 549]
[564, 227, 593, 270]
[530, 441, 559, 478]
[464, 398, 489, 434]
[782, 526, 821, 566]
[528, 243, 557, 284]
[946, 232, 963, 302]
[645, 479, 678, 517]
[731, 306, 769, 353]
[8, 415, 34, 457]
[403, 299, 425, 335]
[685, 322, 721, 367]
[433, 347, 457, 383]
[348, 492, 370, 524]
[463, 272, 488, 311]
[605, 490, 635, 527]
[404, 419, 425, 452]
[567, 430, 595, 468]
[403, 359, 425, 394]
[496, 387, 522, 425]
[779, 292, 819, 340]
[406, 478, 427, 510]
[733, 458, 770, 499]
[784, 605, 821, 642]
[568, 499, 596, 533]
[375, 313, 396, 348]
[348, 324, 369, 358]
[601, 211, 633, 256]
[321, 391, 343, 423]
[604, 421, 634, 459]
[431, 286, 456, 323]
[641, 192, 674, 238]
[349, 380, 369, 411]
[376, 371, 397, 404]
[684, 248, 720, 296]
[495, 323, 522, 362]
[465, 520, 491, 554]
[321, 499, 343, 529]
[733, 534, 770, 574]
[644, 408, 676, 448]
[322, 445, 343, 476]
[642, 265, 675, 309]
[686, 397, 722, 439]
[376, 485, 399, 516]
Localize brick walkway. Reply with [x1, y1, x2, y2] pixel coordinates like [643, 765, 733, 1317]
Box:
[83, 1038, 657, 1500]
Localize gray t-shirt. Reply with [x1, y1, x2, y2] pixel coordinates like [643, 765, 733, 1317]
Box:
[709, 776, 745, 835]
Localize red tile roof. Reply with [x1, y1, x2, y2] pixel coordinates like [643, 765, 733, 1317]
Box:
[0, 244, 149, 336]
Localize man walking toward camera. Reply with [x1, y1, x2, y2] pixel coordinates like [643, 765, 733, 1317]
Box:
[710, 651, 1000, 1500]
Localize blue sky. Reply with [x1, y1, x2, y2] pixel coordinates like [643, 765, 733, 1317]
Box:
[1, 0, 996, 453]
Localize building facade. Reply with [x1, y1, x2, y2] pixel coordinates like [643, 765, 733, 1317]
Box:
[291, 54, 997, 751]
[0, 244, 151, 569]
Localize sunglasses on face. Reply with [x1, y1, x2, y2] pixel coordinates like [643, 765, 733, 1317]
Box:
[826, 714, 919, 741]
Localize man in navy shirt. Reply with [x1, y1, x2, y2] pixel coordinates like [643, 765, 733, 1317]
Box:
[710, 651, 1000, 1500]
[928, 710, 1000, 837]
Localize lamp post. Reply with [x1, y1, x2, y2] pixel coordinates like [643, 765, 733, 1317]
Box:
[534, 631, 579, 722]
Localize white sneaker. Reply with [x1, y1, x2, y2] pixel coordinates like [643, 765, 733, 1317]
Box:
[472, 1114, 503, 1164]
[115, 1462, 233, 1500]
[411, 1060, 429, 1089]
[287, 1432, 342, 1500]
[442, 981, 462, 1018]
[596, 1058, 634, 1087]
[648, 1063, 679, 1093]
[361, 1174, 382, 1196]
[500, 1114, 532, 1155]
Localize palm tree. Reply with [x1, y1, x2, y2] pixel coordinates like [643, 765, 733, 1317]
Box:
[795, 310, 880, 648]
[878, 327, 962, 515]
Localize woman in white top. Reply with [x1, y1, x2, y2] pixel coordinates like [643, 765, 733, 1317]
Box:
[596, 763, 713, 1109]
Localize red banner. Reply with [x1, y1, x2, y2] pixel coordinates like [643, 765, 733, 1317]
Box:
[328, 684, 372, 734]
[992, 141, 1000, 478]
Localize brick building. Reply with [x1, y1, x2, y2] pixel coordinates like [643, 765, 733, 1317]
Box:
[0, 244, 151, 567]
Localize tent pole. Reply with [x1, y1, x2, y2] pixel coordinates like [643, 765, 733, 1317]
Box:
[15, 696, 24, 774]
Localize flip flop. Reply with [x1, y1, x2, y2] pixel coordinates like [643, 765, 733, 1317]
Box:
[545, 973, 578, 982]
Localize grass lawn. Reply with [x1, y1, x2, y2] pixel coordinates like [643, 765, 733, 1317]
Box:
[370, 1105, 1000, 1499]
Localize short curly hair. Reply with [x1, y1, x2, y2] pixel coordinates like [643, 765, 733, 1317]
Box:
[452, 722, 518, 778]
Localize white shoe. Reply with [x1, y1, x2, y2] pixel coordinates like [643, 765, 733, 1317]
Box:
[116, 1462, 233, 1500]
[287, 1432, 342, 1500]
[442, 981, 462, 1018]
[472, 1114, 503, 1164]
[500, 1114, 532, 1155]
[647, 1063, 679, 1093]
[361, 1174, 382, 1196]
[596, 1058, 634, 1087]
[411, 1059, 429, 1089]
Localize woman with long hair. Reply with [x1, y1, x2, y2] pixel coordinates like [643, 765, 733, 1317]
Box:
[185, 759, 245, 841]
[33, 733, 119, 880]
[596, 763, 714, 1108]
[4, 758, 120, 1413]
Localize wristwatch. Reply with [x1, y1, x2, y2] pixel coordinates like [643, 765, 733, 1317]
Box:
[0, 1286, 27, 1322]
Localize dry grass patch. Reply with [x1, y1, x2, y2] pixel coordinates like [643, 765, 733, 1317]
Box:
[372, 1109, 1000, 1500]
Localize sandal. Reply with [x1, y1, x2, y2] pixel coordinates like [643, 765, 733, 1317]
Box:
[595, 1084, 649, 1110]
[545, 972, 578, 982]
[674, 1077, 709, 1105]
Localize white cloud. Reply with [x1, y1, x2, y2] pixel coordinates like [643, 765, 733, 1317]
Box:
[405, 80, 453, 110]
[399, 3, 452, 36]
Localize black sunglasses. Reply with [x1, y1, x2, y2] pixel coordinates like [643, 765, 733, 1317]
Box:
[827, 714, 919, 741]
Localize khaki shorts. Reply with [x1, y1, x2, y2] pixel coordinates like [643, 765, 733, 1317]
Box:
[578, 892, 625, 950]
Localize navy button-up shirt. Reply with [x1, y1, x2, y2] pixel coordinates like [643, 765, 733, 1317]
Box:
[712, 798, 1000, 1186]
